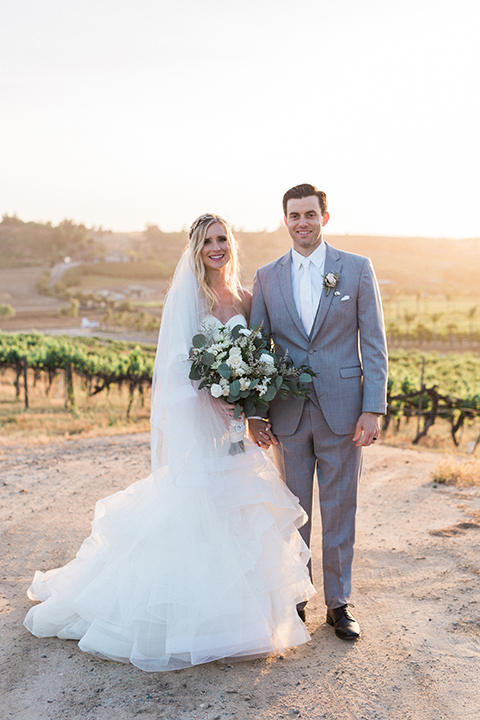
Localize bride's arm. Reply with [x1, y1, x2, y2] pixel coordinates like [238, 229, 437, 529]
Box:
[238, 288, 252, 325]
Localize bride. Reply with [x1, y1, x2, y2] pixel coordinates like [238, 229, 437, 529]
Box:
[24, 213, 315, 672]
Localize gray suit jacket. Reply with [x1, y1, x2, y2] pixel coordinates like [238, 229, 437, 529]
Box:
[250, 243, 388, 436]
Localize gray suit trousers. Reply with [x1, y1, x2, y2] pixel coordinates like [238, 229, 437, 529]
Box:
[271, 400, 363, 609]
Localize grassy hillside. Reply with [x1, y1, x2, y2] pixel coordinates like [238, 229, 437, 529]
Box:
[0, 215, 105, 266]
[3, 213, 480, 297]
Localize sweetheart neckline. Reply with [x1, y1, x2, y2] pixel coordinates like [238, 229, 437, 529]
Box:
[204, 313, 246, 325]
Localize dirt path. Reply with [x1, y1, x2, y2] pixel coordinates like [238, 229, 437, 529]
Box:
[1, 436, 479, 720]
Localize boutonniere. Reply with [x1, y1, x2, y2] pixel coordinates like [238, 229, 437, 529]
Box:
[323, 272, 340, 296]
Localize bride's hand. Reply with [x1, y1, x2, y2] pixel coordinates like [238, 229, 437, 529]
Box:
[248, 418, 278, 449]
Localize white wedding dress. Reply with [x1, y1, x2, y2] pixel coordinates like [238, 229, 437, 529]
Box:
[24, 309, 315, 672]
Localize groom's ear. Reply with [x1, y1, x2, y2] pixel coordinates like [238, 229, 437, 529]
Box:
[283, 216, 288, 226]
[322, 212, 330, 226]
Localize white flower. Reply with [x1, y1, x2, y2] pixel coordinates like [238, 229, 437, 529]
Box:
[260, 353, 275, 366]
[222, 385, 230, 396]
[208, 343, 223, 355]
[238, 328, 252, 336]
[229, 347, 242, 358]
[210, 384, 223, 398]
[227, 354, 243, 369]
[219, 377, 229, 387]
[323, 271, 341, 297]
[258, 381, 268, 397]
[239, 378, 250, 390]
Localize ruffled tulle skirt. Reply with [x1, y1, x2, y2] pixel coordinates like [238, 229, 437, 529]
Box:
[24, 444, 315, 672]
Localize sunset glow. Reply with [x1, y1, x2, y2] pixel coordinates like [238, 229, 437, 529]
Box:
[1, 0, 479, 238]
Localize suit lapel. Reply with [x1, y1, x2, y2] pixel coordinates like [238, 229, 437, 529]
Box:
[310, 243, 342, 342]
[277, 252, 310, 341]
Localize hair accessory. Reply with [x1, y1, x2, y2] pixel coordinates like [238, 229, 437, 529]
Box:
[189, 214, 218, 238]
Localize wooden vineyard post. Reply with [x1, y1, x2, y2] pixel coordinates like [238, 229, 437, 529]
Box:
[23, 356, 29, 410]
[14, 362, 22, 398]
[416, 357, 425, 437]
[65, 361, 75, 411]
[126, 380, 135, 419]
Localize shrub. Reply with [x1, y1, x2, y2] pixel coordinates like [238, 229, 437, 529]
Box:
[59, 298, 80, 317]
[0, 304, 15, 319]
[431, 457, 480, 487]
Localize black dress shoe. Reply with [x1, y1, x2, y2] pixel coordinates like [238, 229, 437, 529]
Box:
[297, 608, 306, 622]
[326, 604, 360, 640]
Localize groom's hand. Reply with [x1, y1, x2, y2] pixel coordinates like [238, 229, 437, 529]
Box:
[248, 418, 278, 449]
[353, 412, 380, 447]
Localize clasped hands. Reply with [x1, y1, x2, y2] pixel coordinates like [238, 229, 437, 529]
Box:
[248, 412, 381, 449]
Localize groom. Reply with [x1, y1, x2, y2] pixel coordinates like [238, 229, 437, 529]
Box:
[249, 184, 388, 640]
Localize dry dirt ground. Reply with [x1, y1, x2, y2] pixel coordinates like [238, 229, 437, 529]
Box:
[1, 435, 479, 720]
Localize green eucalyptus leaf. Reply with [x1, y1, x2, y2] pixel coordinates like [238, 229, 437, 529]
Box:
[263, 385, 277, 402]
[230, 379, 241, 396]
[299, 372, 313, 383]
[202, 352, 215, 366]
[234, 403, 242, 419]
[189, 365, 201, 380]
[217, 363, 231, 379]
[192, 333, 207, 348]
[230, 324, 244, 339]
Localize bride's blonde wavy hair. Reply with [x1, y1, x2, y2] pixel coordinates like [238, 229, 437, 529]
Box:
[188, 213, 241, 312]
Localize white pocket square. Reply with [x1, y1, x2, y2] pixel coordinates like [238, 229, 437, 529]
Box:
[340, 295, 351, 302]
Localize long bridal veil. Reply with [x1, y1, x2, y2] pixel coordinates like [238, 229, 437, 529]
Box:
[149, 247, 232, 483]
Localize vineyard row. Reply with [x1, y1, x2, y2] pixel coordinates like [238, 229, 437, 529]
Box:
[1, 334, 480, 444]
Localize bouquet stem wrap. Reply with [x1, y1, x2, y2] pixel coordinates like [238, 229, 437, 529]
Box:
[228, 413, 246, 455]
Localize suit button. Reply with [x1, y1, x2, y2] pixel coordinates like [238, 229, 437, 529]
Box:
[308, 349, 314, 355]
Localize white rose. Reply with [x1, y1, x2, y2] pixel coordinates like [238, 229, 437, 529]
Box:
[229, 347, 242, 357]
[325, 272, 336, 286]
[222, 385, 230, 396]
[239, 378, 250, 391]
[260, 353, 275, 366]
[238, 328, 252, 336]
[210, 384, 223, 398]
[227, 355, 243, 369]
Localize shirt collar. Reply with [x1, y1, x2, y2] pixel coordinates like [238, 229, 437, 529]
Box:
[291, 241, 326, 270]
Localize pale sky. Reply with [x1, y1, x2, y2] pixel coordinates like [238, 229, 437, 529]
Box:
[1, 0, 479, 238]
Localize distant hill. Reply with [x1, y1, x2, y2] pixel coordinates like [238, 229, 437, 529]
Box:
[0, 215, 105, 267]
[236, 228, 480, 296]
[2, 214, 479, 296]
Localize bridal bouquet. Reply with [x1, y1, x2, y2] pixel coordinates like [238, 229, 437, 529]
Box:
[188, 322, 315, 454]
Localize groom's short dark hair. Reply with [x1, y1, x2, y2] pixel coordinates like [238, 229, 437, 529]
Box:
[283, 184, 328, 217]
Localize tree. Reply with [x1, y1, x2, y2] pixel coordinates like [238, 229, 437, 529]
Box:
[429, 312, 444, 340]
[467, 306, 477, 337]
[403, 311, 417, 338]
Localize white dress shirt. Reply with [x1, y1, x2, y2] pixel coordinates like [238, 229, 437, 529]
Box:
[291, 243, 326, 334]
